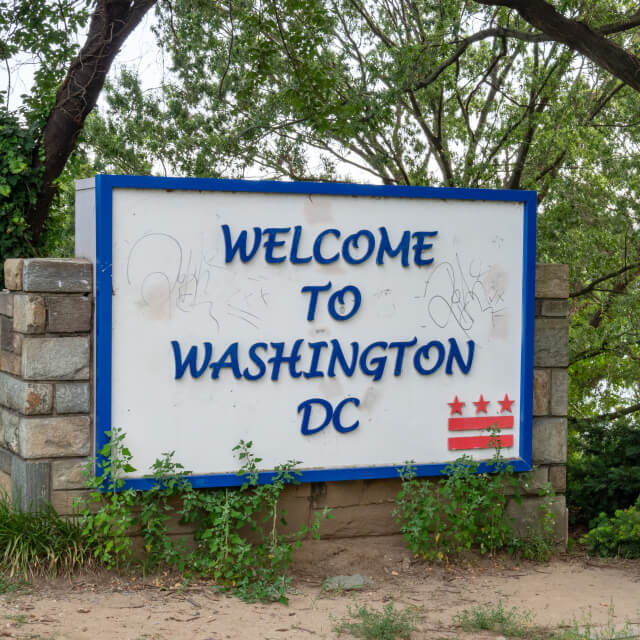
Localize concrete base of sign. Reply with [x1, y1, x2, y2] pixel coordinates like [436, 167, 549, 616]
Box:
[0, 259, 569, 546]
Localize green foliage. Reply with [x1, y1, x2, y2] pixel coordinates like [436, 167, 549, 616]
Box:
[0, 113, 40, 260]
[79, 432, 329, 602]
[580, 495, 640, 558]
[394, 436, 556, 562]
[394, 440, 514, 560]
[550, 606, 635, 640]
[137, 452, 192, 572]
[454, 601, 534, 638]
[0, 491, 90, 577]
[180, 440, 329, 603]
[567, 420, 640, 526]
[79, 428, 138, 569]
[332, 602, 416, 640]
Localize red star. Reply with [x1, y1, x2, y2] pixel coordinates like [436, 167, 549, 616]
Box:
[473, 394, 490, 414]
[448, 396, 465, 415]
[499, 394, 515, 413]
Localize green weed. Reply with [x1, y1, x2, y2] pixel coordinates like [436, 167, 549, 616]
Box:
[454, 601, 536, 637]
[550, 606, 639, 640]
[394, 432, 556, 562]
[332, 602, 416, 639]
[78, 432, 331, 603]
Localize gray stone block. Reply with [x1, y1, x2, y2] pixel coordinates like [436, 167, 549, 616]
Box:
[13, 294, 46, 333]
[4, 259, 23, 291]
[18, 415, 90, 458]
[551, 369, 568, 416]
[549, 465, 566, 493]
[22, 336, 90, 380]
[0, 407, 19, 452]
[56, 382, 90, 413]
[47, 295, 92, 333]
[532, 369, 550, 416]
[534, 318, 568, 367]
[535, 264, 569, 299]
[0, 351, 21, 376]
[0, 447, 12, 474]
[11, 456, 51, 512]
[507, 494, 568, 546]
[0, 291, 13, 317]
[532, 417, 567, 464]
[0, 315, 12, 352]
[22, 259, 92, 293]
[0, 372, 52, 414]
[541, 299, 568, 317]
[51, 457, 88, 490]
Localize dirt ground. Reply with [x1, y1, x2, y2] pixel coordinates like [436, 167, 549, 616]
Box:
[1, 536, 639, 640]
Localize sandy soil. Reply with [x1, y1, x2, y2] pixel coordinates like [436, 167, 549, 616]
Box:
[1, 536, 639, 640]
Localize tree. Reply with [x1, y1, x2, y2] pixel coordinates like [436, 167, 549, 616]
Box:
[474, 0, 640, 93]
[0, 0, 156, 256]
[85, 0, 640, 468]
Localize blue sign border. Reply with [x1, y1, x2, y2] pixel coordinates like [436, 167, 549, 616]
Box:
[94, 174, 537, 489]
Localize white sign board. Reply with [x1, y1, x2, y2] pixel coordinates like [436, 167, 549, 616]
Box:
[76, 176, 536, 487]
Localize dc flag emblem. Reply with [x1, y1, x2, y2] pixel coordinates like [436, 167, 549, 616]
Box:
[447, 394, 515, 451]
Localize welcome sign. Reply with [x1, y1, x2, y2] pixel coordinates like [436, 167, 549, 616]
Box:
[76, 176, 536, 488]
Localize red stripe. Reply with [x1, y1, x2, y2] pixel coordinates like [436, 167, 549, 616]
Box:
[448, 435, 514, 450]
[448, 416, 514, 431]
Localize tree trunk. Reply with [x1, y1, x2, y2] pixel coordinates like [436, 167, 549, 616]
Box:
[27, 0, 157, 243]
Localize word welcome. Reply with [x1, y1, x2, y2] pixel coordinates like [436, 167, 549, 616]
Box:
[222, 225, 438, 266]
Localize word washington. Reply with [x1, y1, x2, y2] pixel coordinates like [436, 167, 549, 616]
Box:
[171, 337, 475, 382]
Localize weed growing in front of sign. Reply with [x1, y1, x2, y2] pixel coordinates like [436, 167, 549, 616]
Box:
[180, 440, 329, 603]
[332, 602, 417, 640]
[394, 437, 556, 561]
[79, 428, 138, 568]
[80, 432, 331, 602]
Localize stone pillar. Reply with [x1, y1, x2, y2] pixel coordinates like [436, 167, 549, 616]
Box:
[506, 264, 569, 544]
[0, 259, 92, 512]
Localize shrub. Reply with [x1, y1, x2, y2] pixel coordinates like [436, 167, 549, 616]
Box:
[580, 495, 640, 558]
[568, 420, 640, 527]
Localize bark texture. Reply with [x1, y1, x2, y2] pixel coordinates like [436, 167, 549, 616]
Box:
[27, 0, 157, 242]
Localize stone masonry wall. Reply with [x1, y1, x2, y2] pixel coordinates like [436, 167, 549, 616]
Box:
[0, 258, 92, 512]
[0, 259, 569, 545]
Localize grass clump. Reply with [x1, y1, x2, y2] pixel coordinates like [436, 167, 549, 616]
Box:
[454, 601, 535, 637]
[0, 492, 91, 577]
[333, 602, 416, 639]
[550, 606, 638, 640]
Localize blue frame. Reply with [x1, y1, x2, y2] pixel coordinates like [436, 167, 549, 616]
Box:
[94, 174, 537, 490]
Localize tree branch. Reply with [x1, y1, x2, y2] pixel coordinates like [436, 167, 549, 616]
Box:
[571, 261, 640, 298]
[475, 0, 640, 92]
